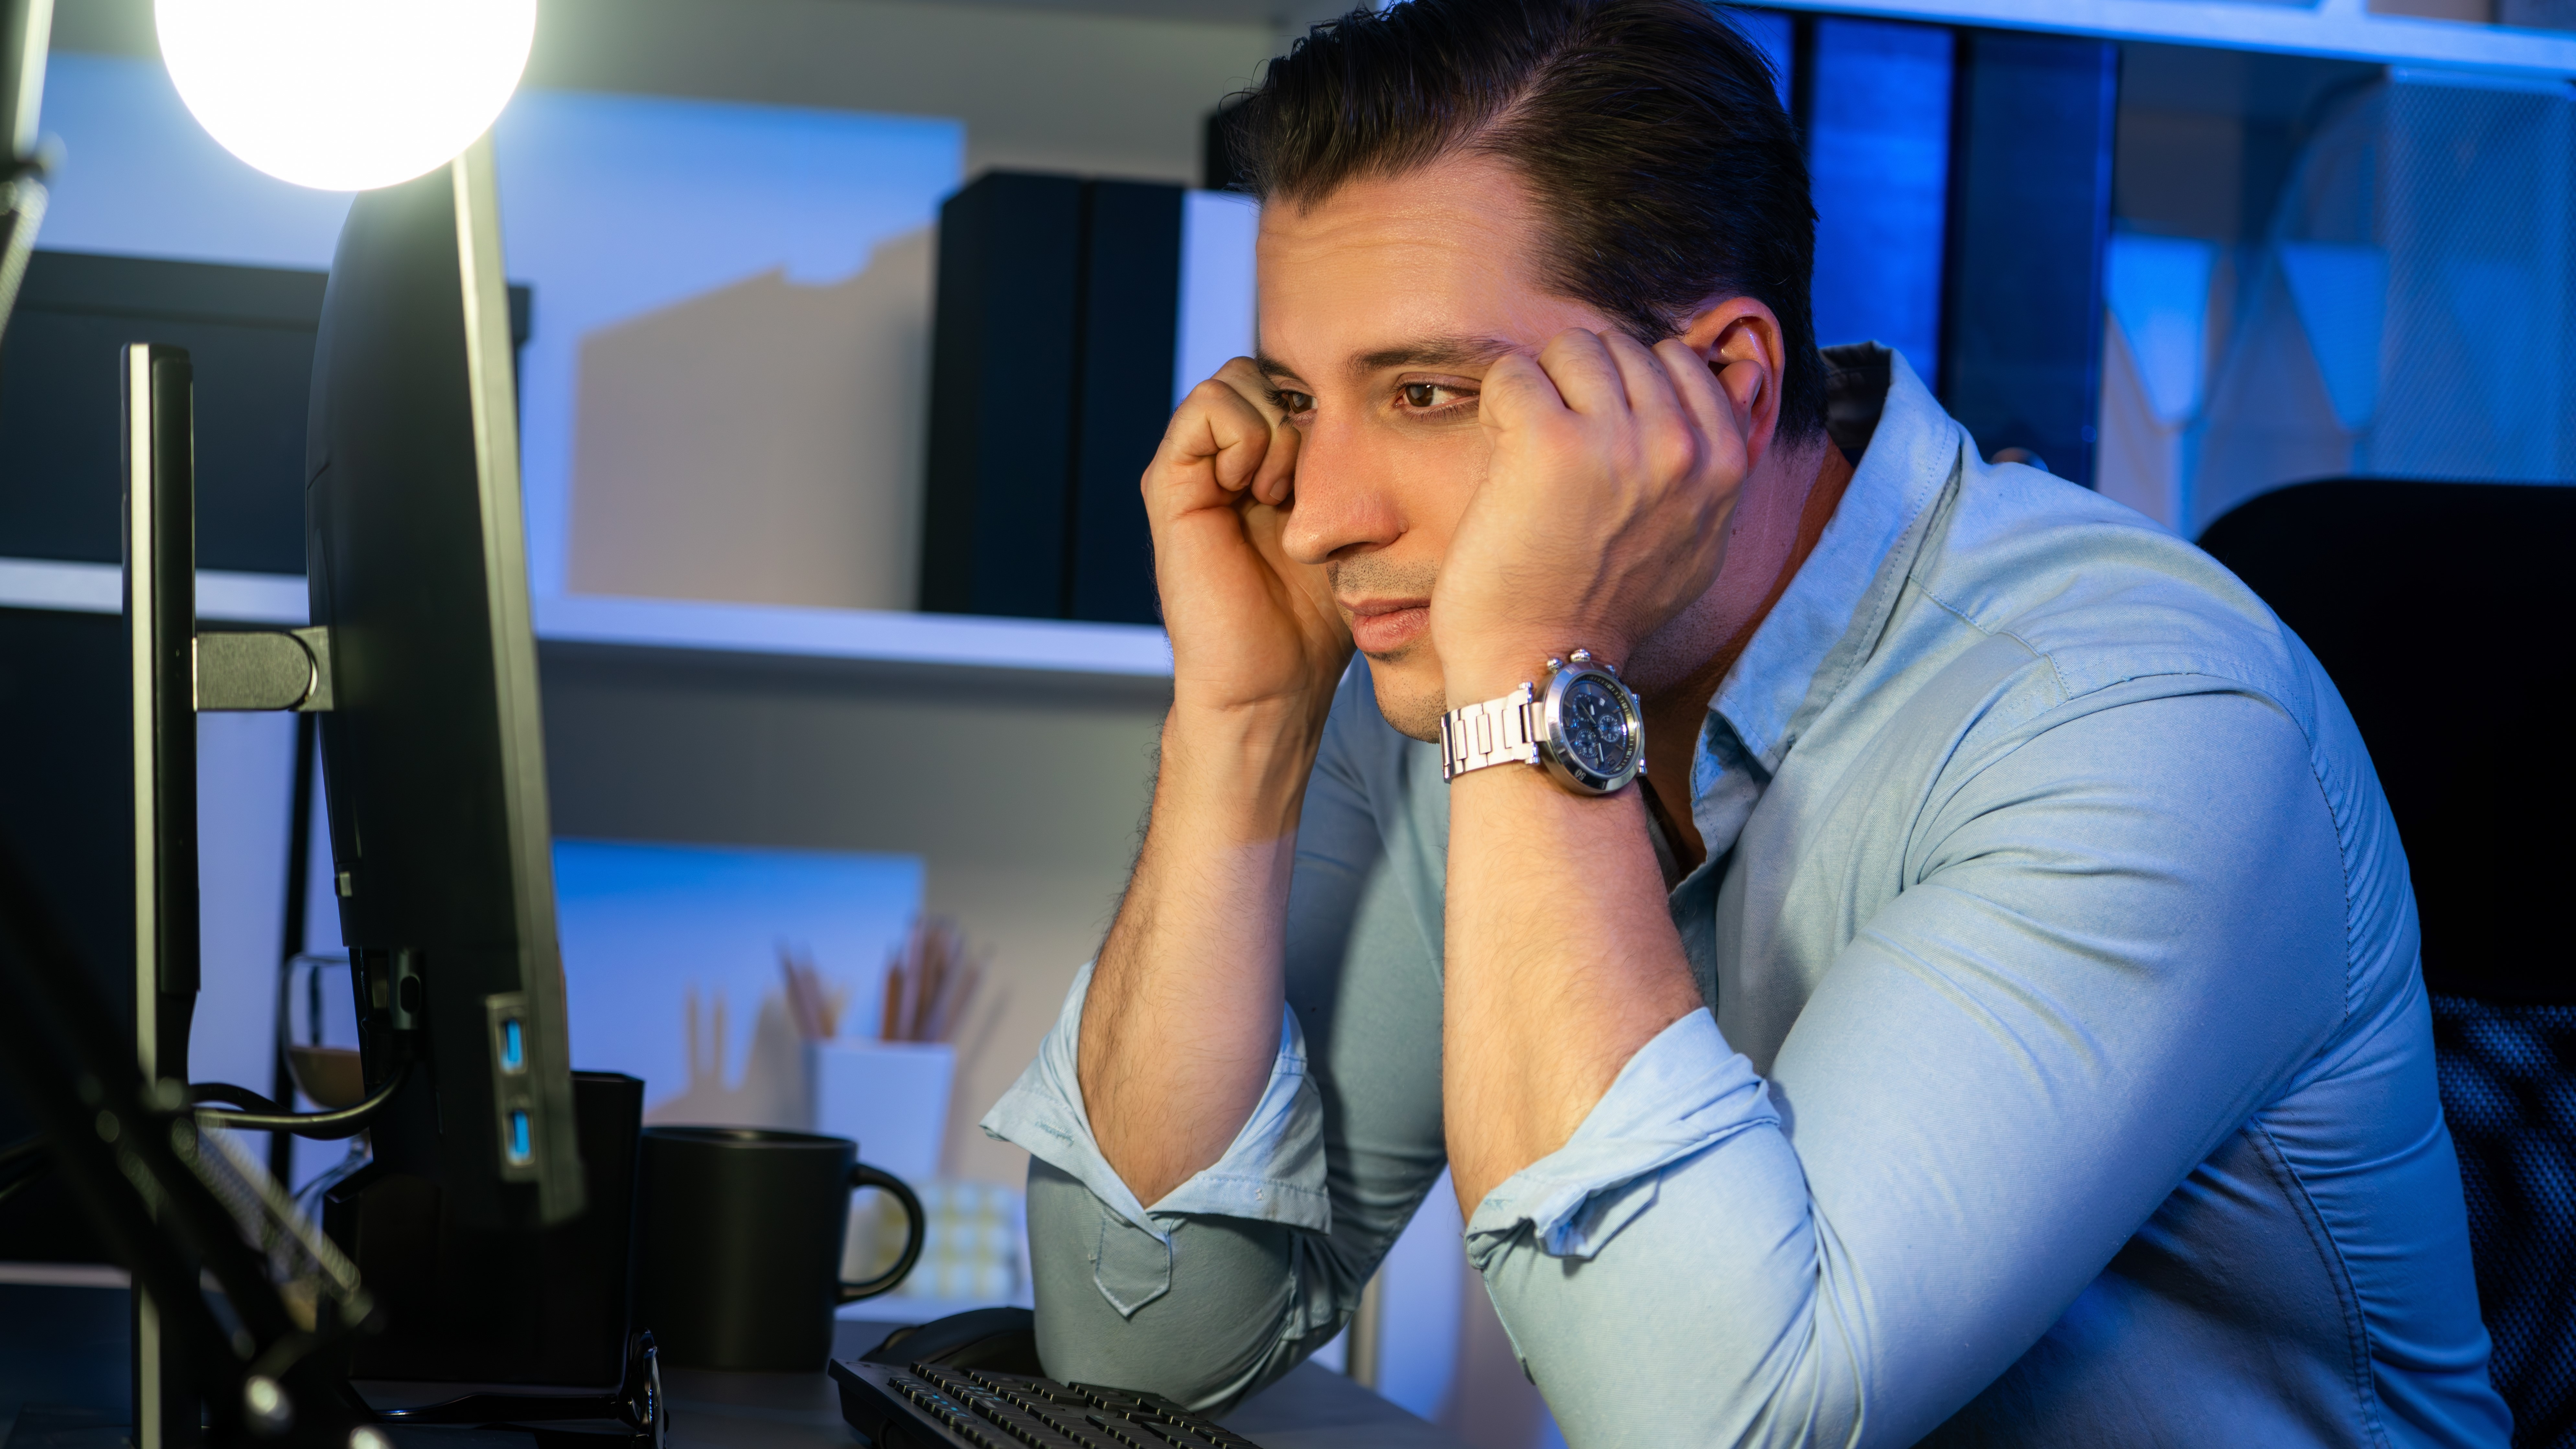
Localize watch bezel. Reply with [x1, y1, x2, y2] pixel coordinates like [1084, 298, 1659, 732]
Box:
[1535, 663, 1643, 796]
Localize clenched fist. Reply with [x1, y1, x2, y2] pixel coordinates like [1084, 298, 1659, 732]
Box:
[1144, 357, 1352, 726]
[1431, 329, 1751, 703]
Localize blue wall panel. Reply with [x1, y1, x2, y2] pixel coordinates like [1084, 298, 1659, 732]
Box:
[1804, 17, 1955, 391]
[1941, 32, 2119, 487]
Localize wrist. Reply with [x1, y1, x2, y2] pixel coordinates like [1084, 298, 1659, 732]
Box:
[1439, 637, 1628, 709]
[1157, 699, 1327, 836]
[1165, 690, 1330, 756]
[1438, 644, 1646, 797]
[1168, 660, 1341, 730]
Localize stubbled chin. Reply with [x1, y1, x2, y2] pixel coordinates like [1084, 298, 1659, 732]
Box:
[1363, 653, 1447, 743]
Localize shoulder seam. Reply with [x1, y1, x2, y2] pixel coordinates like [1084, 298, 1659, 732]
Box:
[1914, 583, 2072, 703]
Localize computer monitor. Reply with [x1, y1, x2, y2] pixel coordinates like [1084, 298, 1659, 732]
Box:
[304, 136, 584, 1230]
[0, 0, 52, 338]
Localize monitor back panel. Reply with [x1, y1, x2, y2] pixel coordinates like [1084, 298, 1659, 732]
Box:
[305, 150, 582, 1229]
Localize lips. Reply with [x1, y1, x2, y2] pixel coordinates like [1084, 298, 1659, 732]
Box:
[1343, 599, 1430, 654]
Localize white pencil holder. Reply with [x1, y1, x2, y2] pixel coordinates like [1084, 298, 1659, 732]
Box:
[809, 1038, 955, 1186]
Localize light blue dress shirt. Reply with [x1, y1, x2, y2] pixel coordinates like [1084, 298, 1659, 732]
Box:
[983, 347, 2511, 1448]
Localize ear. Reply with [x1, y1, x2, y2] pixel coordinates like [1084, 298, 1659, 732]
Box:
[1674, 297, 1787, 471]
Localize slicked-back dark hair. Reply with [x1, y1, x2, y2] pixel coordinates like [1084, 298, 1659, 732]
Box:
[1225, 0, 1825, 443]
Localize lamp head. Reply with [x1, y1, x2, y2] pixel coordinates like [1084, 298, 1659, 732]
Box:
[156, 0, 535, 192]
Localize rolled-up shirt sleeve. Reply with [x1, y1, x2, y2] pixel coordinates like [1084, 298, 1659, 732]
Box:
[1465, 1009, 1772, 1265]
[982, 663, 1454, 1410]
[980, 960, 1332, 1315]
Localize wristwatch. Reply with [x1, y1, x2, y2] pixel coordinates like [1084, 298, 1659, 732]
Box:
[1439, 649, 1645, 796]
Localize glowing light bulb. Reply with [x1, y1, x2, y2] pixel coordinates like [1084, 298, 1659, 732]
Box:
[156, 0, 536, 192]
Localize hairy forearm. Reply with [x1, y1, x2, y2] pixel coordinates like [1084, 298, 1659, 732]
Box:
[1443, 768, 1705, 1214]
[1079, 702, 1325, 1206]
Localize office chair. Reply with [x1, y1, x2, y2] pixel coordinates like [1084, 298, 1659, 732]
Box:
[2199, 479, 2576, 1449]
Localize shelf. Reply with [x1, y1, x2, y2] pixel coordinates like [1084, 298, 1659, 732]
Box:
[533, 593, 1172, 679]
[0, 557, 1175, 681]
[1757, 0, 2576, 74]
[0, 556, 308, 625]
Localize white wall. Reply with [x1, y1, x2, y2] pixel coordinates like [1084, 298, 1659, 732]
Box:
[50, 0, 1279, 186]
[485, 90, 963, 602]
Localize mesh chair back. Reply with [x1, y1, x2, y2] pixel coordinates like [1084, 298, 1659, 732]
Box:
[2201, 479, 2576, 1447]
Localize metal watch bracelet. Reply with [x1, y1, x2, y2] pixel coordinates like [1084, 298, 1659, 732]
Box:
[1439, 684, 1539, 781]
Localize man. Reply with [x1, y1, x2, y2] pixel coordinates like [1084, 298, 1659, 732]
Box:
[983, 2, 2509, 1444]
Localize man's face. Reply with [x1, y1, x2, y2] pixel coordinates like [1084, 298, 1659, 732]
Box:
[1256, 154, 1619, 740]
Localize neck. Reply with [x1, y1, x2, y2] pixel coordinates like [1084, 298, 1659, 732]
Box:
[1633, 434, 1856, 868]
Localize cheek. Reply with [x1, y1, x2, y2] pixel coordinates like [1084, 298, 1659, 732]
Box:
[1379, 420, 1485, 547]
[1299, 411, 1483, 507]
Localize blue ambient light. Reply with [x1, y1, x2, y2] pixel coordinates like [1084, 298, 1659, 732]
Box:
[507, 1109, 532, 1164]
[500, 1017, 525, 1071]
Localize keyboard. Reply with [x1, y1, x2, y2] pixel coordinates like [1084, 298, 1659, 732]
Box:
[828, 1356, 1266, 1449]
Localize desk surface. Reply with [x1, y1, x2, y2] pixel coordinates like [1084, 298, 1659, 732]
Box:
[664, 1319, 1470, 1449]
[0, 1282, 1470, 1449]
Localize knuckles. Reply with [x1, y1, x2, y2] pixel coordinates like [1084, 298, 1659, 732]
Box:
[1189, 374, 1255, 409]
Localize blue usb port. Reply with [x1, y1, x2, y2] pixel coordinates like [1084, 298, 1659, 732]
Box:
[500, 1018, 525, 1072]
[507, 1109, 532, 1165]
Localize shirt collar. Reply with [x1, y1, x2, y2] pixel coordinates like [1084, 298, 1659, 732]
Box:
[1690, 346, 1961, 833]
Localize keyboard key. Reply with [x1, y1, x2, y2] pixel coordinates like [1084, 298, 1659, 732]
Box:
[1082, 1413, 1156, 1449]
[848, 1360, 1251, 1449]
[1070, 1386, 1157, 1411]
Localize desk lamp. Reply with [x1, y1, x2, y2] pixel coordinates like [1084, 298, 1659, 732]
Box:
[156, 0, 535, 192]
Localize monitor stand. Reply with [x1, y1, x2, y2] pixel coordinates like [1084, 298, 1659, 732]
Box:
[119, 344, 660, 1449]
[121, 343, 342, 1449]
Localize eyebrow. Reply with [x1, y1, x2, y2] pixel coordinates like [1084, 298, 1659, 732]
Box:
[1255, 333, 1518, 387]
[1351, 335, 1517, 374]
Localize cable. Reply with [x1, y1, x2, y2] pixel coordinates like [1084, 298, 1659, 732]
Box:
[0, 1131, 41, 1171]
[193, 1057, 410, 1140]
[0, 1131, 49, 1208]
[190, 1082, 290, 1114]
[0, 1167, 47, 1210]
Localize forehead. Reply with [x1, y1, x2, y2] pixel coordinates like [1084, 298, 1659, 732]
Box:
[1255, 154, 1601, 377]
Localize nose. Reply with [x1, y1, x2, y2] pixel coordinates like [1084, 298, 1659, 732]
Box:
[1278, 413, 1404, 567]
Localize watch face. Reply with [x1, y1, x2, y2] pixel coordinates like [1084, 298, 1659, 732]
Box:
[1557, 674, 1636, 777]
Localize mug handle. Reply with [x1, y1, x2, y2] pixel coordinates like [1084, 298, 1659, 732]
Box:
[838, 1162, 927, 1303]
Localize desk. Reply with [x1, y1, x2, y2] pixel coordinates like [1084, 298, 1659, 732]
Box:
[669, 1320, 1471, 1449]
[0, 1282, 1471, 1449]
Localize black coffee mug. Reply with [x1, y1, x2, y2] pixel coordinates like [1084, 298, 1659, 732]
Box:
[637, 1126, 928, 1371]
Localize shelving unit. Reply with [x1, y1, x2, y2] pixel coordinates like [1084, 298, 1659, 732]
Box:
[0, 556, 1175, 682]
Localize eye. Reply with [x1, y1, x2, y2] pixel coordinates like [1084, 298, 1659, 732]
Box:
[1271, 388, 1315, 417]
[1397, 381, 1476, 413]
